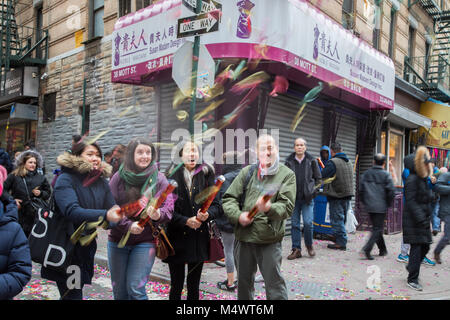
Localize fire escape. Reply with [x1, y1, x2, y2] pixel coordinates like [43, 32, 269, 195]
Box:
[404, 0, 450, 102]
[0, 0, 48, 98]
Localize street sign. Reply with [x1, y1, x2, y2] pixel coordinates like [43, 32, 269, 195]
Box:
[177, 11, 220, 38]
[172, 41, 215, 98]
[182, 0, 222, 14]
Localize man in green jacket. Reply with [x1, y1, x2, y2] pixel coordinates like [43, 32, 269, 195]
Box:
[223, 134, 296, 300]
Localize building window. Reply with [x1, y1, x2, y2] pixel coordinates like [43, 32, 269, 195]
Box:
[136, 0, 152, 11]
[408, 26, 415, 59]
[91, 0, 104, 39]
[372, 1, 382, 50]
[79, 105, 90, 134]
[342, 0, 354, 30]
[43, 92, 56, 123]
[35, 6, 43, 59]
[388, 9, 396, 58]
[119, 0, 131, 17]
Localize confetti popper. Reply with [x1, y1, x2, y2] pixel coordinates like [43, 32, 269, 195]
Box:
[118, 197, 148, 218]
[137, 180, 178, 228]
[248, 191, 275, 219]
[317, 157, 325, 169]
[200, 175, 225, 214]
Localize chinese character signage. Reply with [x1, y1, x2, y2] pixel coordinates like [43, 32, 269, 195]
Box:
[111, 0, 395, 109]
[417, 100, 450, 149]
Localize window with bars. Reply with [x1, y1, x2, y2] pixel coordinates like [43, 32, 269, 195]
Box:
[342, 0, 354, 30]
[90, 0, 104, 39]
[136, 0, 152, 10]
[388, 8, 397, 58]
[119, 0, 132, 17]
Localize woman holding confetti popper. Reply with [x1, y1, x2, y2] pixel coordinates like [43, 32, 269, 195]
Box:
[163, 140, 220, 300]
[108, 138, 174, 300]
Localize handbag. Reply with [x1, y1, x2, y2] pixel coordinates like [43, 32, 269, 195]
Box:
[207, 220, 224, 262]
[149, 221, 175, 260]
[28, 195, 75, 273]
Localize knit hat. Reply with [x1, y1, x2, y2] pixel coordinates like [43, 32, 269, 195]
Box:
[0, 165, 7, 195]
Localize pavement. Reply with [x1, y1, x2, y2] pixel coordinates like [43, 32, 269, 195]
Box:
[91, 228, 450, 300]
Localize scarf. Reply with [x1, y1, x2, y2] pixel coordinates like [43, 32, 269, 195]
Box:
[258, 154, 280, 180]
[82, 169, 104, 187]
[118, 162, 158, 196]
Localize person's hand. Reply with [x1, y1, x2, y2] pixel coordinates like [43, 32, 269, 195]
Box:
[186, 216, 202, 230]
[106, 205, 122, 223]
[238, 211, 254, 227]
[146, 205, 161, 221]
[256, 196, 272, 213]
[130, 221, 144, 235]
[430, 176, 437, 184]
[15, 199, 22, 209]
[196, 209, 209, 222]
[32, 187, 41, 197]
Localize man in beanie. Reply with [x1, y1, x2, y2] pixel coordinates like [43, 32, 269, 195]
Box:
[0, 165, 32, 299]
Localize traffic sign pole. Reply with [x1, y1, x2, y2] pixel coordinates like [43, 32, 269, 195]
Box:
[189, 0, 203, 135]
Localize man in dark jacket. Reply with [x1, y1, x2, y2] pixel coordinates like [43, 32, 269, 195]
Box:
[0, 164, 32, 300]
[285, 137, 321, 259]
[359, 153, 395, 260]
[321, 142, 354, 250]
[433, 171, 450, 264]
[403, 146, 434, 291]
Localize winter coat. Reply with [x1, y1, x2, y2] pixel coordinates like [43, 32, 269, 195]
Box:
[0, 148, 13, 173]
[402, 148, 433, 245]
[41, 152, 115, 285]
[213, 164, 242, 234]
[223, 163, 296, 244]
[285, 151, 321, 204]
[319, 145, 331, 169]
[322, 152, 354, 200]
[0, 192, 32, 300]
[434, 172, 450, 219]
[108, 166, 174, 246]
[359, 165, 396, 214]
[3, 170, 51, 235]
[163, 163, 220, 264]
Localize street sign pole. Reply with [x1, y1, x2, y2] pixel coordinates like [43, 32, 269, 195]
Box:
[189, 0, 203, 135]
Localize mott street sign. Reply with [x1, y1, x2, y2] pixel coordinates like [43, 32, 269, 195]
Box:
[182, 0, 222, 14]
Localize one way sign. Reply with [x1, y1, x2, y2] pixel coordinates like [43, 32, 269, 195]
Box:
[177, 11, 219, 38]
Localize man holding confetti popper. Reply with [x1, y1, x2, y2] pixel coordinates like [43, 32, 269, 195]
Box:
[223, 134, 296, 300]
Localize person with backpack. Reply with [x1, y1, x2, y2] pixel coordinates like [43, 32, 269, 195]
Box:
[0, 165, 32, 300]
[285, 137, 321, 259]
[223, 134, 296, 300]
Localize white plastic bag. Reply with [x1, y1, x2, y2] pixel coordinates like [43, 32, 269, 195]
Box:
[346, 207, 358, 233]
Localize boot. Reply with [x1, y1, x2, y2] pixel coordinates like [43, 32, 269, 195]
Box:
[306, 245, 316, 257]
[287, 248, 302, 260]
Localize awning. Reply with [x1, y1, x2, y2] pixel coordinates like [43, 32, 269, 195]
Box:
[111, 0, 395, 109]
[388, 103, 432, 129]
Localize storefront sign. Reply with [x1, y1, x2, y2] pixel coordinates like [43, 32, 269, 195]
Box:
[0, 67, 39, 104]
[111, 0, 395, 109]
[418, 100, 450, 149]
[1, 68, 23, 100]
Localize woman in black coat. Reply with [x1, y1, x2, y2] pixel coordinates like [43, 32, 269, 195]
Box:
[41, 140, 122, 300]
[164, 141, 219, 300]
[3, 150, 51, 237]
[403, 146, 434, 291]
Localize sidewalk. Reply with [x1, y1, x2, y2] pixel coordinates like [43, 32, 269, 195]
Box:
[95, 229, 450, 300]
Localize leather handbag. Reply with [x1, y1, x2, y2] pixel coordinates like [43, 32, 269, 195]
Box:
[149, 222, 174, 260]
[207, 220, 224, 262]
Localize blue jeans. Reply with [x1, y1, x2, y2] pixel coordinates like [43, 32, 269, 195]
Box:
[107, 241, 156, 300]
[291, 199, 314, 250]
[328, 198, 349, 247]
[432, 202, 441, 231]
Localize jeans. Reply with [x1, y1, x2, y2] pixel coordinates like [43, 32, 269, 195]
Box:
[407, 243, 430, 284]
[328, 198, 349, 247]
[432, 202, 441, 231]
[363, 212, 387, 254]
[107, 241, 156, 300]
[434, 215, 450, 255]
[291, 199, 314, 250]
[222, 231, 236, 274]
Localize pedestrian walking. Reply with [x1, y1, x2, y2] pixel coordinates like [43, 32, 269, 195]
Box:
[163, 140, 220, 300]
[430, 159, 441, 236]
[0, 165, 32, 300]
[403, 146, 434, 291]
[321, 142, 354, 250]
[359, 153, 395, 260]
[3, 150, 51, 238]
[108, 138, 174, 300]
[433, 170, 450, 264]
[41, 140, 122, 300]
[212, 151, 244, 291]
[285, 137, 321, 259]
[223, 134, 296, 300]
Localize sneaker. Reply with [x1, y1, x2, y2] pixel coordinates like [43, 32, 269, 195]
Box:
[397, 254, 409, 263]
[287, 248, 302, 260]
[407, 281, 423, 291]
[422, 256, 436, 266]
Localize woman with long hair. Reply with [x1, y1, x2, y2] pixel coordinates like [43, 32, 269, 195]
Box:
[108, 138, 174, 300]
[164, 140, 219, 300]
[3, 150, 51, 237]
[40, 139, 122, 300]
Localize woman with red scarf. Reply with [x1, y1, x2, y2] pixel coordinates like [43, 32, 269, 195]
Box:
[41, 140, 122, 300]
